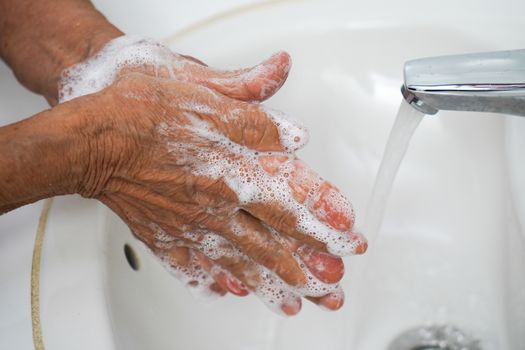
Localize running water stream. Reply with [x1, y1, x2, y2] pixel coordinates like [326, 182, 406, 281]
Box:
[345, 99, 426, 349]
[363, 99, 425, 245]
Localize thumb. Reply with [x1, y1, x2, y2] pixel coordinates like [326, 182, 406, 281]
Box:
[175, 51, 292, 102]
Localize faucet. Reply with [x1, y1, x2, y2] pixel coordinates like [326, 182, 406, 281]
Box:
[401, 49, 525, 117]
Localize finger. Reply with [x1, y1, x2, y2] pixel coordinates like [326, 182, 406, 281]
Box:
[156, 77, 307, 152]
[160, 240, 230, 296]
[112, 189, 296, 286]
[214, 271, 249, 296]
[184, 230, 303, 315]
[196, 244, 261, 291]
[195, 234, 303, 316]
[101, 193, 231, 297]
[281, 296, 302, 316]
[175, 51, 291, 102]
[181, 230, 265, 294]
[285, 237, 345, 284]
[186, 230, 341, 316]
[299, 247, 345, 284]
[115, 69, 305, 153]
[243, 156, 368, 256]
[144, 204, 306, 290]
[165, 244, 191, 265]
[195, 251, 249, 296]
[103, 195, 225, 297]
[114, 170, 352, 283]
[209, 282, 228, 296]
[139, 228, 230, 297]
[306, 289, 345, 311]
[221, 210, 307, 287]
[162, 247, 224, 296]
[113, 186, 307, 288]
[114, 72, 305, 152]
[286, 159, 354, 231]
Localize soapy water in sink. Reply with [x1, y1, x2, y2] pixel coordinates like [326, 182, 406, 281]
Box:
[364, 99, 425, 245]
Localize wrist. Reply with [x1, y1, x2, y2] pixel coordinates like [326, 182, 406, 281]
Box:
[0, 101, 92, 213]
[0, 0, 123, 104]
[57, 90, 142, 199]
[0, 87, 140, 214]
[42, 20, 123, 104]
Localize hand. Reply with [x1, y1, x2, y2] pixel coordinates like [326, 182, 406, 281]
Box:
[0, 0, 366, 314]
[68, 70, 366, 315]
[58, 37, 367, 313]
[59, 36, 291, 104]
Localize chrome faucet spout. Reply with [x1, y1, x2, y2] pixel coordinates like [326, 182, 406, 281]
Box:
[401, 49, 525, 117]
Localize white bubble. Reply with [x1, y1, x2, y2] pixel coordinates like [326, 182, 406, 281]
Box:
[58, 35, 180, 103]
[61, 35, 358, 313]
[166, 113, 358, 256]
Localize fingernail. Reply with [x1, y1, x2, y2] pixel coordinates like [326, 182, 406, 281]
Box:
[355, 241, 368, 254]
[262, 51, 292, 78]
[318, 292, 345, 311]
[349, 232, 368, 255]
[225, 277, 249, 296]
[300, 246, 344, 284]
[281, 297, 302, 316]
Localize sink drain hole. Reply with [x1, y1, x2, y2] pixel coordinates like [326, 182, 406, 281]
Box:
[124, 244, 140, 271]
[388, 325, 481, 350]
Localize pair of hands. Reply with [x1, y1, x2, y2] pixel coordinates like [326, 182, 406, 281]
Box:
[60, 38, 367, 315]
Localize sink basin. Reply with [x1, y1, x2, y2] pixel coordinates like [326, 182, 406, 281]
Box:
[39, 1, 525, 349]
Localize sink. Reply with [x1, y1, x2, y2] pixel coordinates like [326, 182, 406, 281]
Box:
[39, 1, 525, 349]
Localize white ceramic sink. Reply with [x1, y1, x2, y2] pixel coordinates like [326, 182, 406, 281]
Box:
[38, 1, 525, 349]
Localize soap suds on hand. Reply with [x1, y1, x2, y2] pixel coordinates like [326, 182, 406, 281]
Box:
[60, 35, 359, 315]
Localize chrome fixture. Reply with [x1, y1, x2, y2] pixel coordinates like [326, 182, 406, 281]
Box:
[401, 49, 525, 117]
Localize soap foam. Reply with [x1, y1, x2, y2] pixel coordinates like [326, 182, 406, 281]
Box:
[59, 35, 309, 154]
[177, 229, 342, 315]
[59, 35, 189, 103]
[59, 35, 357, 313]
[159, 250, 219, 299]
[163, 113, 361, 256]
[141, 161, 342, 315]
[263, 106, 310, 151]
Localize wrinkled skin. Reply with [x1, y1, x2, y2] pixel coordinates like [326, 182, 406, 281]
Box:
[0, 0, 367, 316]
[67, 50, 366, 314]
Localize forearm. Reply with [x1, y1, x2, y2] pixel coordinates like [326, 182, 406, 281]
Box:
[0, 104, 89, 214]
[0, 0, 122, 104]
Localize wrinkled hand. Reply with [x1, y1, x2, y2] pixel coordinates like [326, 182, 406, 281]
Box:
[59, 36, 290, 104]
[62, 40, 367, 315]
